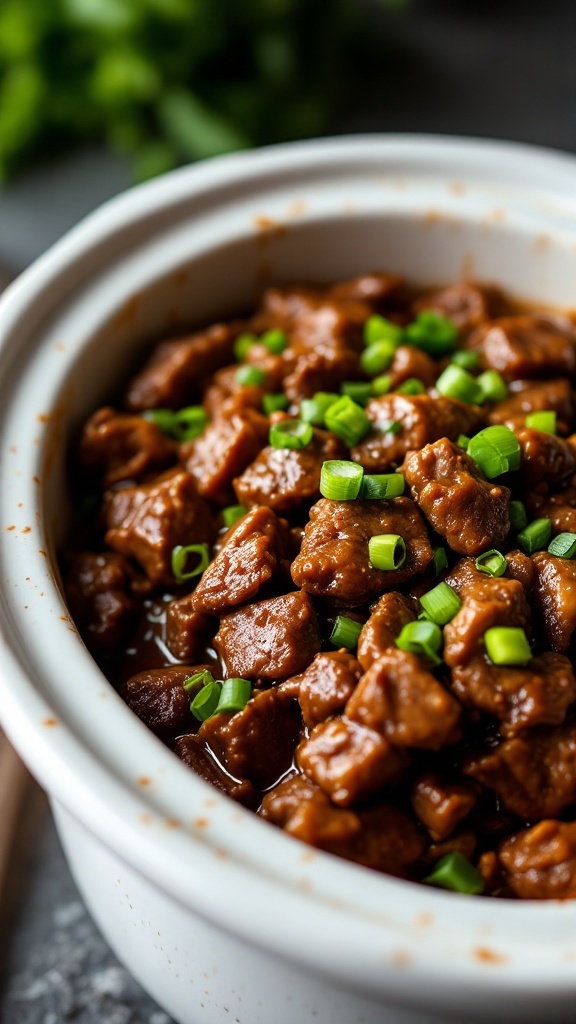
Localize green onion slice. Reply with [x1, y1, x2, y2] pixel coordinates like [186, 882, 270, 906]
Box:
[171, 406, 209, 441]
[484, 626, 532, 666]
[190, 680, 222, 722]
[516, 517, 552, 555]
[424, 852, 484, 895]
[435, 364, 483, 405]
[171, 543, 210, 582]
[261, 328, 288, 354]
[474, 549, 508, 577]
[340, 381, 373, 406]
[404, 310, 458, 356]
[467, 424, 521, 478]
[235, 365, 267, 387]
[221, 504, 248, 528]
[451, 350, 479, 372]
[457, 434, 470, 450]
[395, 620, 443, 666]
[216, 677, 252, 714]
[142, 408, 178, 434]
[360, 340, 396, 377]
[395, 378, 426, 396]
[548, 532, 576, 558]
[368, 533, 407, 571]
[183, 669, 214, 694]
[363, 314, 403, 348]
[419, 581, 462, 625]
[360, 473, 405, 500]
[372, 374, 393, 396]
[320, 460, 364, 500]
[509, 500, 528, 533]
[233, 332, 258, 361]
[476, 370, 509, 403]
[262, 392, 290, 415]
[269, 419, 313, 450]
[432, 546, 448, 576]
[324, 395, 371, 446]
[330, 615, 363, 650]
[525, 410, 557, 434]
[300, 392, 339, 425]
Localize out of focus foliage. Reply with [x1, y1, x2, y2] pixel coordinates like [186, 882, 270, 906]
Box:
[0, 0, 403, 182]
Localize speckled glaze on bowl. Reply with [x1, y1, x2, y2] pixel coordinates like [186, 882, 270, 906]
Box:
[1, 137, 576, 1024]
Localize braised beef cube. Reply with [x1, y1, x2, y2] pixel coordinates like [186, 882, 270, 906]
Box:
[202, 362, 283, 420]
[467, 315, 576, 380]
[504, 549, 535, 591]
[214, 591, 320, 680]
[464, 724, 576, 819]
[189, 506, 290, 615]
[443, 560, 531, 667]
[516, 428, 576, 489]
[413, 282, 504, 335]
[387, 346, 438, 390]
[200, 686, 301, 790]
[64, 551, 137, 650]
[403, 437, 510, 556]
[120, 664, 209, 739]
[411, 773, 477, 841]
[174, 734, 257, 807]
[183, 412, 266, 505]
[532, 551, 576, 652]
[346, 649, 462, 750]
[357, 592, 416, 671]
[334, 803, 425, 876]
[291, 497, 433, 607]
[105, 470, 216, 586]
[498, 820, 576, 900]
[296, 716, 408, 807]
[451, 652, 576, 735]
[291, 650, 362, 728]
[261, 774, 362, 848]
[534, 485, 576, 535]
[260, 286, 368, 349]
[330, 272, 406, 309]
[488, 379, 575, 434]
[421, 832, 478, 868]
[233, 428, 346, 513]
[283, 349, 362, 403]
[165, 597, 215, 661]
[78, 407, 175, 487]
[351, 394, 484, 474]
[124, 322, 242, 411]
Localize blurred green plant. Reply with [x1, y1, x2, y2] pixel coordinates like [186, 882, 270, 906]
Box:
[0, 0, 404, 182]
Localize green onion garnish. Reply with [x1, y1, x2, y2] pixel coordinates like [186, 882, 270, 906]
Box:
[474, 549, 507, 577]
[221, 504, 248, 528]
[324, 395, 371, 446]
[171, 543, 211, 582]
[516, 517, 552, 555]
[525, 410, 557, 434]
[451, 350, 479, 372]
[432, 546, 448, 576]
[368, 533, 406, 571]
[183, 669, 214, 694]
[300, 392, 339, 425]
[395, 378, 426, 396]
[404, 310, 458, 356]
[269, 419, 314, 450]
[360, 340, 396, 377]
[363, 314, 403, 347]
[548, 532, 576, 558]
[235, 365, 267, 387]
[380, 419, 402, 435]
[435, 364, 483, 405]
[320, 460, 364, 500]
[395, 620, 443, 666]
[261, 328, 288, 354]
[476, 370, 509, 403]
[419, 581, 462, 625]
[142, 408, 179, 434]
[215, 677, 252, 714]
[467, 424, 521, 478]
[262, 393, 290, 415]
[233, 332, 258, 361]
[190, 680, 222, 722]
[457, 434, 470, 450]
[340, 381, 373, 406]
[484, 626, 532, 666]
[330, 615, 363, 650]
[143, 406, 208, 441]
[424, 852, 484, 895]
[372, 374, 393, 396]
[359, 473, 405, 500]
[509, 500, 528, 533]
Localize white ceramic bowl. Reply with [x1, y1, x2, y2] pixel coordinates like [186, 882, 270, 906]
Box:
[2, 136, 576, 1024]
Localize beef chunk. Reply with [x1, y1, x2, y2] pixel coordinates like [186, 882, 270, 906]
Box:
[464, 724, 576, 819]
[351, 394, 484, 473]
[233, 428, 346, 513]
[183, 412, 266, 505]
[203, 361, 283, 419]
[357, 592, 416, 671]
[532, 551, 576, 653]
[261, 286, 368, 350]
[504, 549, 535, 591]
[291, 497, 433, 607]
[403, 437, 510, 556]
[533, 485, 576, 535]
[413, 282, 504, 335]
[214, 591, 320, 680]
[292, 650, 362, 728]
[188, 506, 290, 615]
[124, 322, 241, 411]
[467, 315, 576, 380]
[105, 470, 216, 586]
[443, 560, 531, 667]
[165, 597, 215, 661]
[387, 346, 438, 390]
[488, 379, 575, 434]
[64, 551, 137, 650]
[78, 407, 175, 487]
[120, 664, 208, 739]
[411, 774, 476, 841]
[498, 820, 576, 900]
[296, 716, 408, 807]
[516, 428, 576, 490]
[200, 686, 301, 790]
[330, 271, 406, 308]
[346, 649, 462, 750]
[422, 831, 478, 868]
[283, 349, 362, 403]
[451, 652, 576, 735]
[174, 734, 256, 807]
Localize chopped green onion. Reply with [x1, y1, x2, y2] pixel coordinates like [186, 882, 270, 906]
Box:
[477, 370, 509, 403]
[262, 392, 290, 415]
[359, 473, 405, 499]
[372, 374, 393, 396]
[363, 314, 403, 347]
[467, 425, 521, 478]
[235, 365, 267, 387]
[516, 517, 552, 555]
[435, 364, 483, 404]
[509, 500, 528, 533]
[395, 620, 443, 666]
[142, 408, 178, 434]
[424, 852, 484, 895]
[324, 395, 371, 446]
[171, 406, 209, 441]
[221, 504, 248, 528]
[330, 615, 363, 650]
[360, 340, 396, 377]
[300, 392, 339, 425]
[525, 410, 557, 434]
[261, 328, 288, 354]
[368, 533, 407, 571]
[548, 532, 576, 558]
[171, 543, 211, 582]
[451, 350, 479, 371]
[269, 419, 313, 450]
[340, 381, 373, 406]
[183, 669, 214, 694]
[320, 460, 364, 500]
[484, 626, 532, 666]
[457, 434, 470, 450]
[419, 581, 462, 625]
[395, 378, 426, 396]
[432, 546, 448, 576]
[380, 420, 402, 435]
[404, 310, 458, 356]
[233, 332, 258, 361]
[190, 680, 222, 722]
[215, 677, 252, 714]
[474, 549, 508, 577]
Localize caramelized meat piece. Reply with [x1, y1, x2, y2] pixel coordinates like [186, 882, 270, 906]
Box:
[165, 598, 214, 661]
[346, 649, 462, 750]
[443, 560, 531, 667]
[488, 379, 575, 434]
[533, 485, 576, 535]
[174, 734, 257, 808]
[203, 361, 283, 419]
[411, 774, 477, 841]
[291, 497, 432, 606]
[516, 427, 576, 489]
[183, 412, 266, 505]
[329, 271, 406, 308]
[105, 470, 216, 586]
[64, 551, 137, 650]
[78, 407, 175, 487]
[284, 350, 362, 403]
[292, 650, 362, 728]
[387, 346, 438, 390]
[422, 831, 477, 867]
[504, 549, 534, 591]
[234, 428, 346, 513]
[120, 664, 206, 739]
[261, 285, 368, 351]
[413, 282, 504, 335]
[467, 315, 576, 380]
[261, 774, 362, 847]
[403, 437, 510, 556]
[532, 551, 576, 652]
[357, 592, 416, 671]
[214, 591, 320, 680]
[498, 820, 576, 900]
